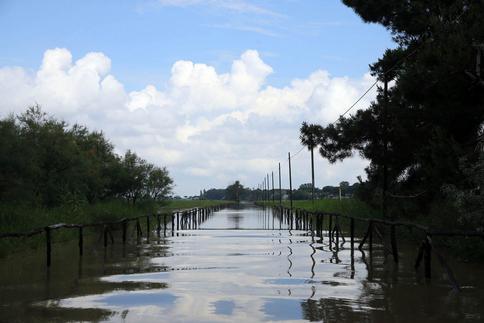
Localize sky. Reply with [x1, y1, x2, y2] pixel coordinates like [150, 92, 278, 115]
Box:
[0, 0, 395, 196]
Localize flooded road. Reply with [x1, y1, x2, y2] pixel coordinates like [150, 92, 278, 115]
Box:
[0, 205, 483, 322]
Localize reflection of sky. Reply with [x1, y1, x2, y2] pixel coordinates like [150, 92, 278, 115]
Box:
[212, 300, 235, 316]
[43, 207, 371, 322]
[263, 298, 303, 321]
[101, 291, 177, 308]
[102, 272, 171, 283]
[58, 290, 177, 312]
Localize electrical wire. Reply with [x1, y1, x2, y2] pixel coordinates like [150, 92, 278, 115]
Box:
[261, 6, 471, 186]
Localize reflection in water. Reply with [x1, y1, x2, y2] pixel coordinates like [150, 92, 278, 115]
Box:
[0, 204, 483, 322]
[212, 300, 236, 316]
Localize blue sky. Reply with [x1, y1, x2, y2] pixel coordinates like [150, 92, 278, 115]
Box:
[0, 0, 395, 195]
[0, 0, 392, 87]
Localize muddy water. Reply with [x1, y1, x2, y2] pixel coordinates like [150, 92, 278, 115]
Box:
[0, 205, 483, 322]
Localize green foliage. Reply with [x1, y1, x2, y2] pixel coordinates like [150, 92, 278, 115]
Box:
[261, 198, 380, 219]
[299, 122, 321, 150]
[301, 1, 484, 226]
[0, 199, 229, 257]
[226, 181, 243, 202]
[0, 106, 173, 207]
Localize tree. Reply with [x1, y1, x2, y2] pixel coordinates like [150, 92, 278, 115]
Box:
[226, 181, 243, 202]
[300, 122, 323, 201]
[0, 106, 174, 207]
[146, 166, 173, 200]
[301, 1, 484, 219]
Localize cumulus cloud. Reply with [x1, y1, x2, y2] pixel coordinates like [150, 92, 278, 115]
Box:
[0, 48, 376, 195]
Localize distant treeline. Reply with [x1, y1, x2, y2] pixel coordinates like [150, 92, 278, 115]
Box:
[200, 181, 359, 201]
[0, 106, 173, 207]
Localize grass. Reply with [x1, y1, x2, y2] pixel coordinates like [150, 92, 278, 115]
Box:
[0, 199, 231, 257]
[259, 198, 381, 219]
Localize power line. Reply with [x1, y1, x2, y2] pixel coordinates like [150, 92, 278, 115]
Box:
[264, 6, 471, 185]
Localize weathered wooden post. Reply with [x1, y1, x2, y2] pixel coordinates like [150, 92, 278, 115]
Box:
[137, 218, 143, 241]
[171, 213, 175, 233]
[335, 221, 340, 251]
[320, 214, 324, 241]
[122, 220, 127, 244]
[390, 224, 399, 263]
[424, 235, 432, 279]
[328, 215, 333, 239]
[176, 212, 179, 231]
[78, 226, 83, 257]
[350, 218, 355, 268]
[157, 214, 161, 236]
[103, 225, 108, 248]
[368, 221, 373, 256]
[45, 227, 51, 267]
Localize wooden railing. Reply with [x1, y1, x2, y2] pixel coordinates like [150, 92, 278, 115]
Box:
[263, 203, 484, 291]
[0, 205, 226, 267]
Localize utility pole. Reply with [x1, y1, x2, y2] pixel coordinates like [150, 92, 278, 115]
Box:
[311, 146, 315, 204]
[271, 171, 275, 204]
[267, 173, 270, 203]
[278, 162, 282, 207]
[288, 152, 293, 211]
[263, 178, 266, 202]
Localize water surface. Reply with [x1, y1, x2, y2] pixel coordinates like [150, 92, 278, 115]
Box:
[0, 205, 483, 322]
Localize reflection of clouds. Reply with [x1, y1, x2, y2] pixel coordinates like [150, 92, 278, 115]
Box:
[43, 207, 374, 322]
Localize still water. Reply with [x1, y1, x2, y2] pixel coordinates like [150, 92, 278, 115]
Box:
[0, 205, 483, 322]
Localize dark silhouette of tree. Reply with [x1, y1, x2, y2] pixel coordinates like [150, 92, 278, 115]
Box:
[300, 1, 484, 221]
[226, 181, 243, 202]
[300, 122, 323, 202]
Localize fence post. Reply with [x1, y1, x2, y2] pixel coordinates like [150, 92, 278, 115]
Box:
[171, 214, 175, 234]
[136, 219, 141, 238]
[335, 221, 340, 251]
[78, 226, 83, 257]
[424, 235, 432, 279]
[368, 221, 373, 256]
[122, 220, 127, 244]
[350, 218, 355, 268]
[391, 224, 399, 263]
[103, 225, 108, 248]
[45, 227, 51, 267]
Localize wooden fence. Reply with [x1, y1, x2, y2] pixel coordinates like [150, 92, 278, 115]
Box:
[0, 205, 226, 267]
[265, 203, 484, 291]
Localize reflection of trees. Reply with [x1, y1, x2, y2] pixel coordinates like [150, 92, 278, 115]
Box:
[301, 298, 369, 322]
[229, 214, 242, 229]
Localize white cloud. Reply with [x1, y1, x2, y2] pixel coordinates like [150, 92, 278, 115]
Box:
[0, 48, 376, 195]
